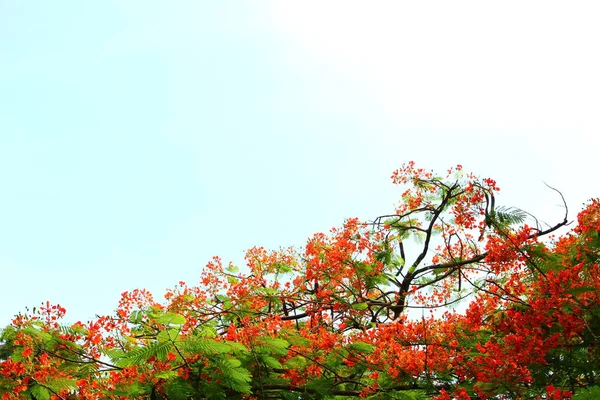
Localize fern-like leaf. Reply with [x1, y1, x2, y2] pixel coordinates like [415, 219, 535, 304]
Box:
[114, 341, 172, 367]
[493, 206, 528, 226]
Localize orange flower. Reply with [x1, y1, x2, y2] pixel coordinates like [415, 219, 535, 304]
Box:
[20, 347, 33, 358]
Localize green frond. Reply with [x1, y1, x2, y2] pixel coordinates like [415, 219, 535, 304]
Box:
[30, 385, 50, 400]
[164, 379, 196, 400]
[571, 385, 600, 399]
[45, 377, 78, 394]
[113, 341, 172, 367]
[493, 206, 528, 226]
[181, 337, 232, 355]
[59, 324, 89, 337]
[215, 357, 252, 394]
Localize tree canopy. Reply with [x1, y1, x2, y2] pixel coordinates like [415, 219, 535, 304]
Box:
[1, 163, 599, 399]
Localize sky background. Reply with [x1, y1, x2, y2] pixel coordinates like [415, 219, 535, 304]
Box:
[1, 1, 598, 326]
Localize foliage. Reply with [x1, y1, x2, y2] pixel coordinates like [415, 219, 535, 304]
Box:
[1, 162, 598, 399]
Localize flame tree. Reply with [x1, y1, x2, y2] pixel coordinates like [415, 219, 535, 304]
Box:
[1, 163, 598, 399]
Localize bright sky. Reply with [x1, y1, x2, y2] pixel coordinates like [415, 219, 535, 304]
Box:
[1, 1, 598, 326]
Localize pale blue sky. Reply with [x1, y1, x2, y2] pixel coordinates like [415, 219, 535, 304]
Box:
[1, 1, 598, 325]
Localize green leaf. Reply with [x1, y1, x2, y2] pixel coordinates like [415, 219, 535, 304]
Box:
[225, 340, 249, 353]
[373, 390, 429, 400]
[182, 338, 231, 355]
[306, 378, 330, 394]
[215, 294, 230, 303]
[276, 262, 292, 273]
[156, 370, 179, 380]
[492, 206, 528, 226]
[129, 310, 145, 324]
[256, 287, 279, 296]
[284, 355, 306, 369]
[102, 382, 146, 397]
[22, 327, 52, 342]
[226, 264, 239, 273]
[165, 379, 196, 400]
[201, 383, 227, 400]
[45, 377, 78, 393]
[351, 302, 368, 310]
[349, 341, 375, 353]
[286, 335, 310, 347]
[59, 324, 89, 336]
[223, 357, 242, 368]
[258, 338, 289, 356]
[566, 286, 597, 295]
[268, 338, 289, 349]
[216, 358, 252, 394]
[115, 341, 172, 367]
[30, 385, 50, 400]
[262, 355, 283, 369]
[157, 328, 180, 343]
[573, 386, 600, 399]
[202, 339, 232, 354]
[391, 254, 405, 268]
[156, 313, 186, 325]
